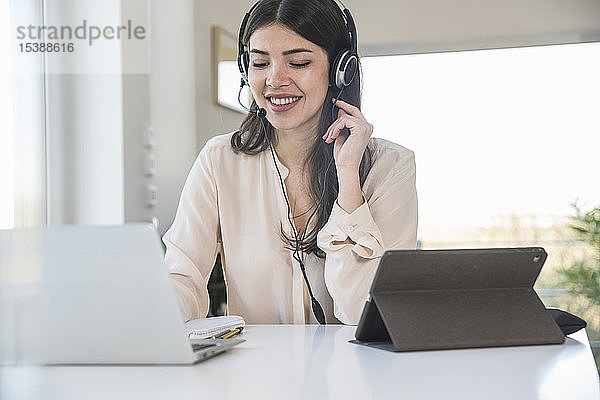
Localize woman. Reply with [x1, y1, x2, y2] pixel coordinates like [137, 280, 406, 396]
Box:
[163, 0, 417, 325]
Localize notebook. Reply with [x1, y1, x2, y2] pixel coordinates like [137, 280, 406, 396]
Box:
[186, 316, 245, 339]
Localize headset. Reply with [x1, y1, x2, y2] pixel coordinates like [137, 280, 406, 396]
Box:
[236, 0, 359, 324]
[237, 0, 358, 90]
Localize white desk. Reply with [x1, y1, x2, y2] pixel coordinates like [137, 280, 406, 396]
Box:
[1, 325, 599, 400]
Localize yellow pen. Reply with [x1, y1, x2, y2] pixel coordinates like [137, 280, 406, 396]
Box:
[219, 327, 244, 339]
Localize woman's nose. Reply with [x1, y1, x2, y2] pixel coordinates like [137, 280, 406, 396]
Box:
[266, 63, 289, 87]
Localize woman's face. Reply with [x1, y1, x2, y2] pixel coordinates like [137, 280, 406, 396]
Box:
[247, 23, 330, 134]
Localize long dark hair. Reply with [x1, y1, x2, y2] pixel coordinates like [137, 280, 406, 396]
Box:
[231, 0, 375, 258]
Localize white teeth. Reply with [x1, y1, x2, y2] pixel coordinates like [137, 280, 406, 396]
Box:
[269, 97, 299, 105]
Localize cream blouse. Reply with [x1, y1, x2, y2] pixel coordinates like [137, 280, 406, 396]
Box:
[162, 132, 418, 325]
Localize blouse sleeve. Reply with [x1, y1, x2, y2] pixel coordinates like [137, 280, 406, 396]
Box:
[317, 150, 418, 325]
[162, 144, 220, 322]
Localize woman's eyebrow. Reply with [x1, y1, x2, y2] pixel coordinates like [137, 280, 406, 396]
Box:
[249, 48, 313, 56]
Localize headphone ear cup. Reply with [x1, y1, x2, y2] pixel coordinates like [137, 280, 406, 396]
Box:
[343, 55, 358, 86]
[331, 50, 358, 88]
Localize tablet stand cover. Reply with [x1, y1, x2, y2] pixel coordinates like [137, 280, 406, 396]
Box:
[353, 248, 565, 352]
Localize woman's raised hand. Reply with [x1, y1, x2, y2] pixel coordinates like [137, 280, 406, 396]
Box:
[322, 98, 373, 174]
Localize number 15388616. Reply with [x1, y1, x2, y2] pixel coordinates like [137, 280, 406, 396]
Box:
[19, 42, 74, 53]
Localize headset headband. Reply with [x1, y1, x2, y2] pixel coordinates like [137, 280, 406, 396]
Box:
[237, 0, 358, 88]
[342, 8, 357, 56]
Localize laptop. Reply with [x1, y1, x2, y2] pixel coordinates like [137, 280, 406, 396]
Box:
[0, 224, 243, 365]
[353, 248, 565, 352]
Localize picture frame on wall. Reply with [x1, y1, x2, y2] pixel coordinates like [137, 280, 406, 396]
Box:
[212, 25, 250, 113]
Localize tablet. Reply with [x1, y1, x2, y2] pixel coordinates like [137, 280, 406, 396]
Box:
[353, 248, 565, 352]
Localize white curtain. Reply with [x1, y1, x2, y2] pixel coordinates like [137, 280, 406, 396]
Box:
[3, 0, 47, 228]
[0, 0, 16, 229]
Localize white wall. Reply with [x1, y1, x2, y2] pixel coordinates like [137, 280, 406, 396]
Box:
[147, 0, 198, 235]
[347, 0, 600, 55]
[45, 0, 198, 236]
[193, 0, 253, 149]
[46, 0, 124, 225]
[121, 0, 152, 226]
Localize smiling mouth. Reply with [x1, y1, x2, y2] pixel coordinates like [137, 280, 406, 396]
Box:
[267, 96, 302, 106]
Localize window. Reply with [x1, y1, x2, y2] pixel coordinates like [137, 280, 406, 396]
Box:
[3, 0, 47, 229]
[361, 43, 600, 366]
[0, 0, 15, 229]
[362, 43, 599, 257]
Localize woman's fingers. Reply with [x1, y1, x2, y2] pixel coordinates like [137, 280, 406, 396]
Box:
[323, 110, 347, 142]
[323, 116, 343, 143]
[332, 98, 362, 118]
[327, 115, 355, 143]
[323, 99, 372, 144]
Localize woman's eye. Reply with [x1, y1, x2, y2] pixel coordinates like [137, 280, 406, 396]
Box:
[291, 61, 311, 68]
[251, 61, 310, 68]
